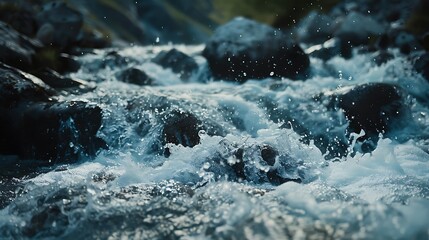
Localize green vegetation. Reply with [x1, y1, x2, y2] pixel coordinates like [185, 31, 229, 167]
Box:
[210, 0, 341, 27]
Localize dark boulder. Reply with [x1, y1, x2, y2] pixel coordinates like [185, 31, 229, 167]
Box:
[331, 83, 407, 137]
[116, 67, 153, 86]
[296, 11, 336, 45]
[0, 21, 41, 70]
[203, 17, 310, 82]
[15, 102, 105, 162]
[57, 53, 80, 73]
[162, 110, 202, 148]
[413, 52, 429, 81]
[0, 63, 105, 163]
[260, 144, 277, 166]
[1, 101, 105, 163]
[334, 12, 385, 46]
[152, 49, 198, 80]
[36, 2, 83, 48]
[0, 63, 52, 108]
[101, 51, 133, 69]
[33, 68, 94, 93]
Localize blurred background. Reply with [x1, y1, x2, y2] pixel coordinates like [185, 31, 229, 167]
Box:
[0, 0, 427, 46]
[0, 0, 429, 48]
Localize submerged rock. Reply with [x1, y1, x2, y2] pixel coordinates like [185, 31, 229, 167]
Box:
[116, 67, 153, 86]
[331, 83, 407, 137]
[152, 49, 198, 80]
[228, 144, 302, 185]
[413, 52, 429, 81]
[203, 17, 310, 82]
[162, 110, 203, 148]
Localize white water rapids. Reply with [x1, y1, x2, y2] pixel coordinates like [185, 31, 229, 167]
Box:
[1, 45, 428, 239]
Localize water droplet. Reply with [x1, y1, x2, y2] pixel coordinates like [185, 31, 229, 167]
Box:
[270, 72, 274, 76]
[155, 37, 160, 43]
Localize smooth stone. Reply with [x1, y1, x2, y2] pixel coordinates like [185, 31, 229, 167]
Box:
[203, 17, 310, 82]
[152, 49, 198, 80]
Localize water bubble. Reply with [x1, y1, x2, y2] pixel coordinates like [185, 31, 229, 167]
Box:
[203, 162, 211, 170]
[338, 70, 343, 80]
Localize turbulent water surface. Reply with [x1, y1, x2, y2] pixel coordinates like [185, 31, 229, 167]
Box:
[1, 45, 429, 239]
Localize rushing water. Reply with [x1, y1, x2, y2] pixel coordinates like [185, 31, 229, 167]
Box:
[1, 45, 429, 239]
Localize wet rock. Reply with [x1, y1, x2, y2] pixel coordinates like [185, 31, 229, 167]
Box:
[0, 63, 105, 163]
[372, 50, 394, 66]
[24, 205, 68, 238]
[36, 23, 54, 46]
[226, 143, 301, 185]
[6, 101, 105, 163]
[391, 31, 423, 54]
[0, 63, 52, 108]
[334, 12, 385, 46]
[57, 53, 80, 73]
[421, 32, 429, 51]
[116, 67, 153, 86]
[231, 148, 246, 180]
[0, 21, 41, 70]
[33, 68, 94, 92]
[260, 144, 277, 166]
[332, 83, 407, 137]
[297, 11, 336, 45]
[162, 110, 203, 147]
[75, 30, 110, 49]
[376, 34, 390, 50]
[306, 38, 353, 60]
[413, 52, 429, 81]
[152, 49, 198, 80]
[102, 51, 133, 69]
[36, 2, 83, 48]
[203, 17, 310, 82]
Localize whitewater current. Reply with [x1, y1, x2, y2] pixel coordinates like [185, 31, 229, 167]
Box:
[1, 45, 429, 239]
